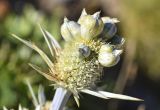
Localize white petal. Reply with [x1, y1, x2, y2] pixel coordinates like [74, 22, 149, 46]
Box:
[39, 25, 61, 56]
[98, 91, 143, 101]
[80, 89, 109, 99]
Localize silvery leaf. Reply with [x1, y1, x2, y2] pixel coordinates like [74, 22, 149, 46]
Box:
[80, 89, 109, 99]
[98, 91, 143, 101]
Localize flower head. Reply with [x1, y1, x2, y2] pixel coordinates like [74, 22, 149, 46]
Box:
[12, 9, 142, 107]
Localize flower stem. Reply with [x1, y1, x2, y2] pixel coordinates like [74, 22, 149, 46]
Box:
[50, 87, 72, 110]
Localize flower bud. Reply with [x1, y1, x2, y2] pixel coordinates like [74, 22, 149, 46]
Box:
[109, 35, 125, 49]
[102, 22, 117, 40]
[99, 44, 113, 53]
[61, 17, 81, 41]
[79, 11, 104, 39]
[98, 52, 120, 67]
[98, 44, 122, 67]
[78, 44, 91, 58]
[78, 8, 87, 24]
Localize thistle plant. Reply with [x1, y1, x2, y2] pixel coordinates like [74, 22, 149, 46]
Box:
[12, 9, 142, 110]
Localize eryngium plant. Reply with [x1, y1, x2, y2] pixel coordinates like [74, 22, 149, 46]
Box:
[12, 9, 142, 110]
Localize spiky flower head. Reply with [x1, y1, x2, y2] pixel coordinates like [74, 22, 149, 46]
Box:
[12, 9, 142, 107]
[53, 9, 124, 93]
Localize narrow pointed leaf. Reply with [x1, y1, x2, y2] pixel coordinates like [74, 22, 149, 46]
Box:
[80, 89, 109, 99]
[26, 80, 39, 107]
[98, 91, 143, 101]
[29, 63, 55, 81]
[40, 25, 54, 56]
[39, 25, 61, 56]
[74, 96, 80, 107]
[38, 85, 46, 106]
[12, 34, 54, 69]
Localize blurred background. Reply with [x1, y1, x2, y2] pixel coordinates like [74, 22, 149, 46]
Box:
[0, 0, 160, 110]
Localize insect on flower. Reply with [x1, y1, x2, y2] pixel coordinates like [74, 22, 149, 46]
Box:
[12, 9, 142, 110]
